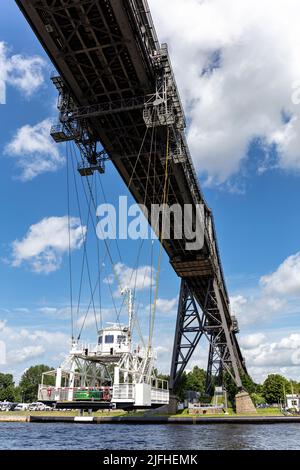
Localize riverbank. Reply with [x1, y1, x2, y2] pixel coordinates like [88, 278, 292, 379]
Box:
[0, 409, 299, 424]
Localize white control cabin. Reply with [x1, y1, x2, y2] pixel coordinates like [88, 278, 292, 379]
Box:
[97, 324, 131, 356]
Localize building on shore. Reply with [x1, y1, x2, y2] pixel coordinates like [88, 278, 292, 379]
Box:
[286, 394, 300, 411]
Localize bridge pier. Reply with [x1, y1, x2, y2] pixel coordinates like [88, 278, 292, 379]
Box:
[235, 391, 257, 415]
[147, 394, 178, 415]
[166, 394, 179, 414]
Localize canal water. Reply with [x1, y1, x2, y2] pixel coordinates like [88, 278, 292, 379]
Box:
[0, 423, 299, 449]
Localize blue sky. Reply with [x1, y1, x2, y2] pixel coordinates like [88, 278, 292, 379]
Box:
[1, 0, 300, 384]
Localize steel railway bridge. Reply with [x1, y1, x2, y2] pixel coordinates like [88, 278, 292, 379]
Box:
[16, 0, 248, 394]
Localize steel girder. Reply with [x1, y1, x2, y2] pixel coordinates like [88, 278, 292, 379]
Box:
[170, 279, 243, 393]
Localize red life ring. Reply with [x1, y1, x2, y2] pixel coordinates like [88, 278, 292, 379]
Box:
[47, 387, 52, 398]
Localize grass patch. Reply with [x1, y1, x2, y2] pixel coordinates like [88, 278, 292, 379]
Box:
[171, 407, 283, 418]
[255, 408, 283, 416]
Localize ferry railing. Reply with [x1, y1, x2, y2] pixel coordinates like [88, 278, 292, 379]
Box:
[38, 385, 110, 402]
[112, 384, 135, 401]
[150, 388, 169, 404]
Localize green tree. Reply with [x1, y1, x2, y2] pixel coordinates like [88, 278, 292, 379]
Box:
[255, 383, 264, 395]
[251, 392, 266, 406]
[241, 373, 257, 394]
[13, 385, 22, 402]
[223, 372, 238, 406]
[290, 380, 300, 394]
[262, 374, 291, 404]
[19, 365, 53, 403]
[185, 367, 206, 395]
[0, 373, 16, 401]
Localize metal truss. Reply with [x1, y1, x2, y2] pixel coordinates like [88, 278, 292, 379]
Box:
[170, 281, 204, 390]
[170, 279, 243, 393]
[50, 75, 110, 170]
[65, 97, 146, 120]
[143, 44, 186, 131]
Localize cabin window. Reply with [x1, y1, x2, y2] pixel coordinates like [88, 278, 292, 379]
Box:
[98, 336, 103, 345]
[105, 335, 114, 344]
[117, 335, 126, 344]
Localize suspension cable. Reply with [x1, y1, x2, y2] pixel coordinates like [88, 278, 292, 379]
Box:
[149, 128, 171, 348]
[70, 145, 99, 334]
[71, 144, 123, 332]
[69, 115, 154, 344]
[97, 172, 123, 265]
[94, 174, 103, 329]
[74, 134, 152, 343]
[66, 142, 74, 342]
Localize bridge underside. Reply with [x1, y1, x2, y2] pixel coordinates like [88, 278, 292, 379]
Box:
[16, 0, 247, 392]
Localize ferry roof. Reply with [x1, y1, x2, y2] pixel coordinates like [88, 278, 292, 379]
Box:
[98, 324, 129, 333]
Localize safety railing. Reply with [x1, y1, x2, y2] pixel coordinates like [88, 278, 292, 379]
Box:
[112, 384, 135, 401]
[38, 386, 110, 402]
[151, 387, 169, 405]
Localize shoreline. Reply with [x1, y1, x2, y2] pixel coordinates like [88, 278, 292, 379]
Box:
[1, 415, 300, 425]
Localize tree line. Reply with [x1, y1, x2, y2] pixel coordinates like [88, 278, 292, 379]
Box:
[167, 367, 300, 406]
[0, 364, 299, 405]
[0, 365, 52, 403]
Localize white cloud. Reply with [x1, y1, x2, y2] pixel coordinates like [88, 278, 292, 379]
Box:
[5, 328, 68, 347]
[231, 293, 285, 326]
[11, 216, 86, 274]
[5, 119, 64, 181]
[37, 306, 76, 320]
[113, 263, 154, 291]
[260, 252, 300, 296]
[230, 251, 300, 325]
[8, 345, 45, 365]
[146, 297, 178, 316]
[38, 307, 59, 315]
[76, 308, 114, 330]
[240, 333, 266, 350]
[0, 321, 70, 379]
[0, 41, 46, 99]
[149, 0, 300, 186]
[230, 295, 248, 315]
[241, 332, 300, 382]
[156, 297, 177, 314]
[279, 334, 300, 350]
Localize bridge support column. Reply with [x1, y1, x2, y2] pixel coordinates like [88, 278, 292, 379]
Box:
[167, 394, 179, 414]
[170, 278, 256, 415]
[170, 280, 204, 392]
[163, 394, 179, 415]
[235, 391, 257, 415]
